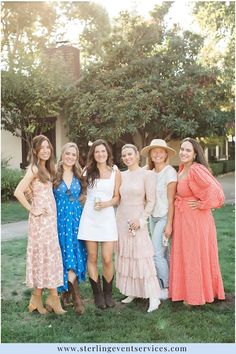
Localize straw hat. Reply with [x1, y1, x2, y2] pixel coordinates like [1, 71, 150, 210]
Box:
[141, 139, 176, 158]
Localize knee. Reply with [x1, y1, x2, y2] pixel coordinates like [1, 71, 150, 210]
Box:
[102, 256, 112, 267]
[88, 253, 98, 265]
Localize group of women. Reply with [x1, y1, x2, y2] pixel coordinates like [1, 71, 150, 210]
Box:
[14, 134, 225, 316]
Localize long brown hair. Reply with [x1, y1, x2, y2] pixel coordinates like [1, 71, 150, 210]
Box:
[28, 135, 55, 183]
[181, 138, 210, 171]
[85, 139, 113, 188]
[54, 142, 83, 188]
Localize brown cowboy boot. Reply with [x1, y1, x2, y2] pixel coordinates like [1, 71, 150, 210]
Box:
[102, 275, 115, 308]
[89, 277, 107, 309]
[68, 279, 85, 315]
[61, 290, 73, 307]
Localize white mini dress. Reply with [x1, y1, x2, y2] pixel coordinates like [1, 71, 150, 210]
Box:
[78, 169, 118, 242]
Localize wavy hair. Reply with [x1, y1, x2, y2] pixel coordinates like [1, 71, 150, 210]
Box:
[85, 139, 113, 188]
[181, 137, 210, 171]
[54, 142, 83, 188]
[28, 135, 55, 183]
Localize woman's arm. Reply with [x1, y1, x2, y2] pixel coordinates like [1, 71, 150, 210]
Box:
[164, 181, 177, 238]
[14, 167, 47, 216]
[131, 171, 156, 230]
[14, 168, 35, 212]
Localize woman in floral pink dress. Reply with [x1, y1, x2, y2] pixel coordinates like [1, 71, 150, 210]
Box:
[14, 135, 65, 315]
[169, 138, 225, 306]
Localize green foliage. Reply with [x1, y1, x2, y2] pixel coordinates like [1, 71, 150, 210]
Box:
[1, 68, 65, 146]
[1, 1, 57, 71]
[1, 167, 24, 201]
[193, 1, 235, 116]
[66, 7, 233, 149]
[223, 160, 235, 173]
[210, 162, 224, 176]
[59, 1, 111, 63]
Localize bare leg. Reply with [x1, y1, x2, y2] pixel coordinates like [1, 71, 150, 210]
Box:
[101, 241, 114, 282]
[86, 241, 99, 281]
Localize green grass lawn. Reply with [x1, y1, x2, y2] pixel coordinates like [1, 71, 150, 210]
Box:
[1, 200, 28, 224]
[1, 205, 235, 343]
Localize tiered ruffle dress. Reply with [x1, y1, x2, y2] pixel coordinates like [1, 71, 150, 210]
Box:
[169, 163, 225, 305]
[115, 168, 160, 298]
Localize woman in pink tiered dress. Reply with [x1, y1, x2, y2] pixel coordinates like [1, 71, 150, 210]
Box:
[14, 135, 65, 315]
[115, 144, 161, 313]
[169, 138, 225, 306]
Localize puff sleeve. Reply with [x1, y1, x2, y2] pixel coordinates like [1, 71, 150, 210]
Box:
[139, 170, 156, 228]
[188, 163, 224, 209]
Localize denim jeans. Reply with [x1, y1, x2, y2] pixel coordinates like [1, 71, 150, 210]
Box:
[149, 215, 170, 289]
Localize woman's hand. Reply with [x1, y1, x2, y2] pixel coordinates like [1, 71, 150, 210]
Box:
[187, 200, 201, 209]
[95, 201, 108, 210]
[79, 194, 86, 204]
[30, 207, 48, 217]
[129, 219, 140, 230]
[164, 224, 172, 238]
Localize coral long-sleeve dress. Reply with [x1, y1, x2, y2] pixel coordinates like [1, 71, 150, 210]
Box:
[169, 163, 225, 305]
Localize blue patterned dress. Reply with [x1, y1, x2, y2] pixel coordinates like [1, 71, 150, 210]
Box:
[54, 176, 87, 293]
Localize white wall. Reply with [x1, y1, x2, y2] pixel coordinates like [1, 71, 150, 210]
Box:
[1, 130, 22, 169]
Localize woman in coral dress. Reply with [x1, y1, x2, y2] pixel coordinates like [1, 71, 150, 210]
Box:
[115, 144, 161, 313]
[14, 135, 65, 315]
[169, 138, 225, 306]
[53, 142, 87, 315]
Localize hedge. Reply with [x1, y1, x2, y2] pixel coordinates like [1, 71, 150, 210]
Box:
[223, 160, 235, 173]
[209, 162, 224, 176]
[1, 167, 24, 202]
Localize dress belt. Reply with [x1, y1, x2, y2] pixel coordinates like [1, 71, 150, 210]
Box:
[174, 195, 198, 212]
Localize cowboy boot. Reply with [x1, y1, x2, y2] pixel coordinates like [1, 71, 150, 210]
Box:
[68, 279, 85, 315]
[89, 277, 106, 309]
[61, 290, 73, 307]
[28, 292, 47, 315]
[102, 275, 115, 308]
[45, 294, 67, 315]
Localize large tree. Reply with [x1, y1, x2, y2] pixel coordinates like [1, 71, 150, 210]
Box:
[1, 1, 58, 71]
[1, 68, 66, 149]
[66, 5, 231, 150]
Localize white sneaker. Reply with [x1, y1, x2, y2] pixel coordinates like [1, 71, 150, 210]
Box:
[159, 288, 169, 300]
[147, 297, 161, 313]
[121, 296, 136, 304]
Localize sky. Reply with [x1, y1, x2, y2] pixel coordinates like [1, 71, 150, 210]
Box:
[64, 0, 199, 44]
[94, 0, 197, 29]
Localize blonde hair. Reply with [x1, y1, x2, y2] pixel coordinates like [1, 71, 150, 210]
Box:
[121, 144, 138, 153]
[54, 142, 83, 188]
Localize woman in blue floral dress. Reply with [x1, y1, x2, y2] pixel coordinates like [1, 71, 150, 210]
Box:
[54, 142, 87, 315]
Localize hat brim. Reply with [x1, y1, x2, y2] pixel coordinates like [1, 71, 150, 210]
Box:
[141, 145, 176, 158]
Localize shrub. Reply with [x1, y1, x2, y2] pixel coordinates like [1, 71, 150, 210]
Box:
[209, 162, 224, 176]
[223, 160, 235, 173]
[1, 167, 24, 201]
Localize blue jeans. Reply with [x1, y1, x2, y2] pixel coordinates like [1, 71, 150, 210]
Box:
[149, 215, 170, 289]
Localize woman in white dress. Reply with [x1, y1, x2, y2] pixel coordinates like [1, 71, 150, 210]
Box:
[78, 139, 121, 309]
